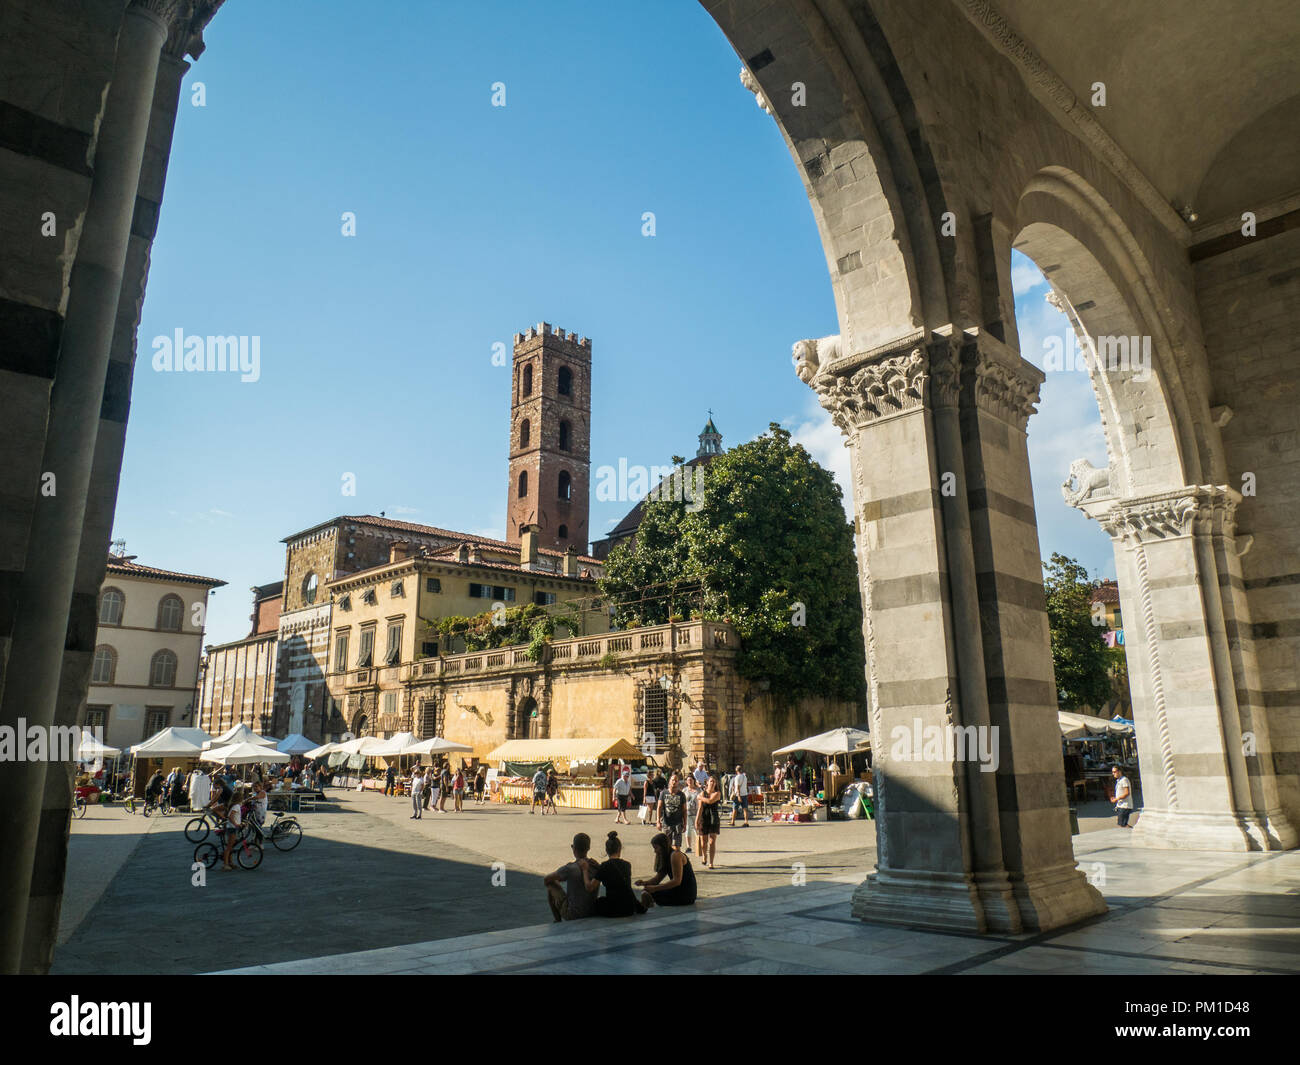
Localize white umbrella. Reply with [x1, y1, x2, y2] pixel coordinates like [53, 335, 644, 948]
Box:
[130, 726, 212, 758]
[304, 742, 339, 758]
[203, 741, 290, 765]
[402, 736, 474, 756]
[77, 729, 120, 758]
[205, 723, 276, 749]
[334, 736, 387, 756]
[277, 732, 320, 755]
[774, 727, 871, 756]
[366, 732, 418, 757]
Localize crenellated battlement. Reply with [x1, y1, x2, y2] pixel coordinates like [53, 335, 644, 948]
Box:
[512, 322, 592, 350]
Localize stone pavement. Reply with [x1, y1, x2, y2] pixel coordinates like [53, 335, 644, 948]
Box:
[216, 830, 1300, 976]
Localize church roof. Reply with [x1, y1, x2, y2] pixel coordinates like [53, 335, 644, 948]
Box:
[701, 416, 720, 435]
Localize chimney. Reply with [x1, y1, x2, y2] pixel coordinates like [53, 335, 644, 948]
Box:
[563, 544, 578, 577]
[389, 540, 410, 563]
[455, 543, 469, 564]
[520, 524, 541, 570]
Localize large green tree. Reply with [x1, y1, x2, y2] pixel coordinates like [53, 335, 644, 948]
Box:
[600, 423, 865, 707]
[1042, 552, 1119, 711]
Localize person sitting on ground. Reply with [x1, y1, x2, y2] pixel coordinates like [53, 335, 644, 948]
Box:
[583, 831, 646, 917]
[636, 832, 697, 910]
[543, 832, 595, 923]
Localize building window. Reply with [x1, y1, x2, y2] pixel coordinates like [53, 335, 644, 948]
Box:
[385, 622, 402, 665]
[382, 691, 397, 717]
[643, 687, 668, 750]
[149, 649, 178, 688]
[157, 594, 184, 632]
[302, 572, 319, 605]
[425, 577, 441, 593]
[91, 646, 117, 684]
[99, 587, 125, 626]
[421, 641, 438, 658]
[520, 418, 530, 448]
[145, 707, 170, 737]
[470, 583, 515, 601]
[558, 366, 572, 396]
[85, 706, 108, 730]
[558, 471, 571, 501]
[357, 627, 375, 667]
[557, 524, 568, 539]
[534, 592, 557, 606]
[362, 588, 377, 605]
[391, 580, 404, 598]
[337, 593, 351, 610]
[522, 363, 533, 396]
[334, 632, 349, 673]
[559, 420, 570, 451]
[518, 470, 528, 498]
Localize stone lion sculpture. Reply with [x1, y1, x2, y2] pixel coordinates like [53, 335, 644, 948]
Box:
[1061, 458, 1112, 507]
[792, 333, 842, 384]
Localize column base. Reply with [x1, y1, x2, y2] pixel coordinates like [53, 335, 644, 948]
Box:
[1133, 808, 1299, 851]
[851, 869, 988, 934]
[1011, 861, 1108, 932]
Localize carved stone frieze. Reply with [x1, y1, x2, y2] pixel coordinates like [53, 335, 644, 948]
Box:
[798, 341, 929, 434]
[1096, 485, 1240, 544]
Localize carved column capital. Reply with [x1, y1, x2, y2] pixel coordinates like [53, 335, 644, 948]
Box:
[960, 337, 1042, 430]
[794, 334, 932, 434]
[1097, 485, 1240, 545]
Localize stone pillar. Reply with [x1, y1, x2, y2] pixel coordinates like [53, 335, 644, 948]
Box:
[1080, 487, 1298, 850]
[0, 0, 170, 974]
[801, 334, 1105, 934]
[958, 333, 1110, 929]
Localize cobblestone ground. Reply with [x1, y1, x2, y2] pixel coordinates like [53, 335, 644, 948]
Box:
[52, 789, 879, 974]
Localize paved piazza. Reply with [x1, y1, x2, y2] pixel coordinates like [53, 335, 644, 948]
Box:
[54, 790, 1299, 975]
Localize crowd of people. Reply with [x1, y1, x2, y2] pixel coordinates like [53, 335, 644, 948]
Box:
[544, 829, 697, 922]
[404, 762, 487, 818]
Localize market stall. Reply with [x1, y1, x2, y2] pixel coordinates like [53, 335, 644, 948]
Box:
[486, 738, 643, 809]
[773, 726, 873, 818]
[126, 726, 212, 797]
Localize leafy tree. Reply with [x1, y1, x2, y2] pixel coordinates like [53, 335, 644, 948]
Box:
[1042, 553, 1119, 711]
[600, 423, 865, 708]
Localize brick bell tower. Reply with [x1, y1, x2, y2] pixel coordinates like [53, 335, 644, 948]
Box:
[507, 322, 591, 554]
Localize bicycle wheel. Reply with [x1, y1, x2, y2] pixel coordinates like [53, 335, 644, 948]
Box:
[271, 819, 302, 851]
[236, 841, 263, 870]
[184, 816, 211, 844]
[194, 841, 219, 869]
[73, 796, 87, 819]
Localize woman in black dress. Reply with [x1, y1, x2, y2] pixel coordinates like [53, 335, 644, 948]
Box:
[697, 774, 722, 869]
[583, 831, 646, 917]
[637, 832, 697, 909]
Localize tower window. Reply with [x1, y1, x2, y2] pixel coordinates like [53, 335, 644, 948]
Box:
[520, 418, 530, 448]
[558, 471, 571, 501]
[518, 470, 528, 498]
[558, 366, 572, 396]
[522, 364, 533, 396]
[559, 420, 570, 451]
[558, 524, 568, 539]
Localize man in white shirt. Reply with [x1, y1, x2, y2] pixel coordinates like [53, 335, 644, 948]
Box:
[613, 765, 632, 825]
[1111, 765, 1134, 827]
[187, 767, 211, 812]
[693, 761, 709, 788]
[728, 764, 750, 827]
[410, 764, 424, 820]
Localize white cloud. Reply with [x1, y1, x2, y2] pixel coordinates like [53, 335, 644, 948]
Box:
[786, 399, 853, 519]
[390, 504, 420, 515]
[1011, 258, 1047, 298]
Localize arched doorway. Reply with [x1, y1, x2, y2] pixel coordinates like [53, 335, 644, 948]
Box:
[517, 697, 541, 740]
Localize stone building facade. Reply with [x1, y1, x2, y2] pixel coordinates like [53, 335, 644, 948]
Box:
[507, 324, 592, 553]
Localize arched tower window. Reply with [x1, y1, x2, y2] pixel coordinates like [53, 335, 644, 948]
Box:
[150, 649, 178, 688]
[558, 470, 572, 501]
[558, 524, 568, 539]
[518, 470, 528, 498]
[559, 420, 570, 451]
[522, 364, 533, 396]
[520, 418, 530, 448]
[99, 587, 125, 626]
[92, 646, 117, 684]
[558, 366, 572, 396]
[157, 594, 184, 631]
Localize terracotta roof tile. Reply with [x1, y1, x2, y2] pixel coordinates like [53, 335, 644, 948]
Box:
[105, 556, 226, 587]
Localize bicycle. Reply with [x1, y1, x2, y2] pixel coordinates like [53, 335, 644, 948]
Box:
[194, 821, 262, 871]
[253, 810, 302, 852]
[72, 792, 87, 819]
[185, 810, 219, 844]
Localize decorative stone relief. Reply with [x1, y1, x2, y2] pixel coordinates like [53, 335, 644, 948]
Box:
[799, 342, 929, 434]
[1097, 485, 1239, 544]
[1061, 458, 1113, 508]
[739, 66, 773, 115]
[963, 345, 1042, 430]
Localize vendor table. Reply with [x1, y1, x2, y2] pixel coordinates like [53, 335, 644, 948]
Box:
[494, 780, 612, 809]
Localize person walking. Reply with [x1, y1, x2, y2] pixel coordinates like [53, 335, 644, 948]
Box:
[438, 762, 452, 812]
[657, 773, 687, 850]
[544, 768, 560, 815]
[612, 764, 632, 825]
[728, 764, 750, 827]
[697, 774, 722, 869]
[531, 766, 548, 814]
[452, 764, 466, 812]
[582, 831, 645, 917]
[474, 765, 487, 805]
[640, 772, 657, 826]
[543, 833, 596, 922]
[683, 775, 702, 858]
[636, 832, 697, 910]
[1111, 765, 1134, 827]
[410, 764, 424, 819]
[421, 764, 433, 813]
[692, 760, 709, 788]
[384, 763, 396, 797]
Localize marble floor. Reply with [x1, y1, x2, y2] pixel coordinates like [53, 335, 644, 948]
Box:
[215, 829, 1300, 975]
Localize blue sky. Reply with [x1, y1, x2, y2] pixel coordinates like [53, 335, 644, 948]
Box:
[116, 0, 1113, 645]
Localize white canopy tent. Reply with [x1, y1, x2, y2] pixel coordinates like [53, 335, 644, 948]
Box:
[1059, 711, 1134, 739]
[129, 726, 212, 758]
[402, 737, 474, 757]
[334, 736, 388, 756]
[365, 732, 418, 758]
[774, 727, 871, 756]
[277, 733, 319, 755]
[304, 742, 339, 758]
[203, 741, 291, 766]
[205, 723, 276, 750]
[77, 729, 120, 759]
